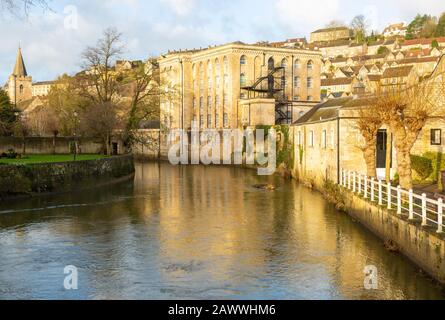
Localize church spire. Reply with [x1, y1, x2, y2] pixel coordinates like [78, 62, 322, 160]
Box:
[12, 46, 28, 77]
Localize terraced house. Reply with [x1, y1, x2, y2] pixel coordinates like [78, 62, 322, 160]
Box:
[158, 42, 322, 130]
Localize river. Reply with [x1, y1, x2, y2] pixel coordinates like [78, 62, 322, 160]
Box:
[0, 162, 444, 300]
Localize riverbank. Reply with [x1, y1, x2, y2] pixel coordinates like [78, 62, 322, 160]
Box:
[0, 154, 135, 199]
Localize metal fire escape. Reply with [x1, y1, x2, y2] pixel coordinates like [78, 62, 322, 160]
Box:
[241, 66, 292, 125]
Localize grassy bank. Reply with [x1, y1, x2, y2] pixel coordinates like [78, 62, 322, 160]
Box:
[0, 154, 107, 165]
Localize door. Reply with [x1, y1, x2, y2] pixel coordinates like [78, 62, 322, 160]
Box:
[376, 130, 392, 169]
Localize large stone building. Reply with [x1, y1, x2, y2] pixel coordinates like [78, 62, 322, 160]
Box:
[7, 47, 33, 105]
[158, 42, 322, 130]
[310, 27, 351, 44]
[5, 47, 55, 106]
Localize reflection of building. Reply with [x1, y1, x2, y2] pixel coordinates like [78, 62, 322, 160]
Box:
[158, 42, 322, 129]
[310, 27, 351, 43]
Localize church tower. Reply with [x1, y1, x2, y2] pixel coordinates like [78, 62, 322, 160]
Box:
[7, 47, 32, 105]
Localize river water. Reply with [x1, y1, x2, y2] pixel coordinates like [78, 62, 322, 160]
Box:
[0, 162, 444, 300]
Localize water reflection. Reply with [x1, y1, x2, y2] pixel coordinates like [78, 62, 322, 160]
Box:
[0, 162, 444, 300]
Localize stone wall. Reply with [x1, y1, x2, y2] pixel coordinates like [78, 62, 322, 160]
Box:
[0, 154, 135, 197]
[0, 137, 103, 155]
[343, 190, 445, 285]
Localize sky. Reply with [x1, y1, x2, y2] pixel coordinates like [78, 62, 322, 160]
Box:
[0, 0, 445, 84]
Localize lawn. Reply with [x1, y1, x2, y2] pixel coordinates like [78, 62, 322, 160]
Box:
[0, 154, 108, 165]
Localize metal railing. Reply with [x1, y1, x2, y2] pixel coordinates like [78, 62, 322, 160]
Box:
[339, 169, 444, 234]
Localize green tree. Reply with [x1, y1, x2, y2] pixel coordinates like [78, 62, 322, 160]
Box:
[406, 14, 437, 39]
[435, 12, 445, 37]
[0, 88, 19, 136]
[377, 46, 390, 55]
[432, 39, 439, 49]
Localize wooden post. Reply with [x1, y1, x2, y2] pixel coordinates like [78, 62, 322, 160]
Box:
[422, 193, 427, 226]
[387, 182, 392, 210]
[378, 180, 383, 206]
[409, 189, 414, 220]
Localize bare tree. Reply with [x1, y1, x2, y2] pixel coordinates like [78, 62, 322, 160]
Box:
[80, 101, 121, 156]
[371, 78, 443, 189]
[354, 98, 382, 178]
[0, 0, 50, 16]
[351, 15, 368, 43]
[78, 28, 124, 104]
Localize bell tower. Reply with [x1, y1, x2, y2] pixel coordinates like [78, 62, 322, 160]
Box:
[8, 46, 33, 105]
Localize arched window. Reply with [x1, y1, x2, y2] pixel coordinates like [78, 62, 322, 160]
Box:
[281, 58, 287, 69]
[294, 59, 300, 69]
[215, 58, 220, 75]
[240, 55, 247, 66]
[199, 62, 204, 77]
[294, 76, 300, 88]
[223, 56, 228, 72]
[307, 60, 314, 71]
[307, 77, 313, 88]
[19, 85, 24, 94]
[240, 73, 247, 87]
[207, 61, 212, 76]
[268, 57, 275, 70]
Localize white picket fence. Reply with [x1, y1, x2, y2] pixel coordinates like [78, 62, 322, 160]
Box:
[339, 169, 444, 234]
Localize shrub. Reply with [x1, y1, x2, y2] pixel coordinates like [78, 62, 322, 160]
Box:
[6, 149, 18, 159]
[410, 155, 433, 181]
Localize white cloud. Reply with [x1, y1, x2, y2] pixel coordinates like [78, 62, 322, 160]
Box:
[275, 0, 341, 32]
[161, 0, 196, 16]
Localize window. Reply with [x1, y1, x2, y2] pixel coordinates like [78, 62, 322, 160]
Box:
[281, 58, 287, 69]
[215, 75, 220, 89]
[224, 74, 229, 88]
[223, 94, 229, 106]
[215, 95, 220, 108]
[307, 77, 313, 88]
[200, 115, 205, 127]
[207, 96, 212, 109]
[240, 55, 247, 66]
[215, 58, 220, 73]
[294, 76, 300, 88]
[268, 57, 275, 71]
[20, 85, 24, 94]
[207, 114, 212, 127]
[223, 113, 229, 127]
[294, 95, 300, 101]
[309, 130, 314, 147]
[193, 97, 197, 110]
[322, 130, 327, 149]
[208, 77, 212, 89]
[223, 56, 228, 72]
[199, 96, 204, 114]
[431, 129, 442, 145]
[307, 95, 313, 101]
[294, 59, 300, 69]
[240, 73, 247, 87]
[307, 60, 313, 71]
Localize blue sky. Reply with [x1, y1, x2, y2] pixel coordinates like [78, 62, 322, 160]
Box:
[1, 0, 444, 84]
